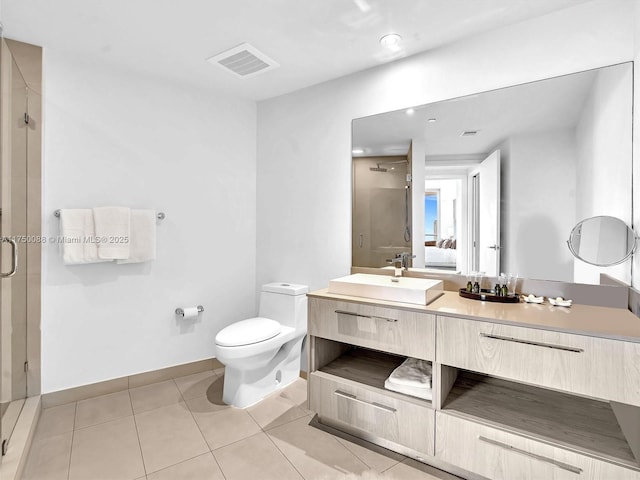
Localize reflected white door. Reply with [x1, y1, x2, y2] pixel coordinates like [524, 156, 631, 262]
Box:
[469, 150, 500, 276]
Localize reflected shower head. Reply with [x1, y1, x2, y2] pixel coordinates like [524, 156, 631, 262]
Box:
[369, 159, 407, 172]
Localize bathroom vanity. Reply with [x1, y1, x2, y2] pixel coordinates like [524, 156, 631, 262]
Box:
[307, 289, 640, 479]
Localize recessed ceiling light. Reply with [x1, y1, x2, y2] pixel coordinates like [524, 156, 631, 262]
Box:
[461, 130, 479, 137]
[380, 34, 402, 48]
[405, 108, 415, 115]
[352, 148, 364, 154]
[427, 118, 437, 123]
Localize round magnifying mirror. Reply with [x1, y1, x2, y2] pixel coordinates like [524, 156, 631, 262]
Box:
[567, 216, 637, 266]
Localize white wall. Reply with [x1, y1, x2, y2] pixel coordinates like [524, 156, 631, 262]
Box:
[42, 51, 257, 393]
[502, 129, 577, 282]
[575, 64, 633, 285]
[634, 1, 640, 291]
[257, 0, 637, 293]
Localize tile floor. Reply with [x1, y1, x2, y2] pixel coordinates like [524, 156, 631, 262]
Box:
[22, 369, 460, 480]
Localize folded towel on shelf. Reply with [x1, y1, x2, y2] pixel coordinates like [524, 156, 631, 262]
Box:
[116, 209, 156, 264]
[386, 358, 432, 389]
[384, 379, 433, 400]
[59, 209, 109, 265]
[93, 206, 131, 260]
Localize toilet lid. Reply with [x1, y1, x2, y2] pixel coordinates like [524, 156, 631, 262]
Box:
[215, 317, 282, 347]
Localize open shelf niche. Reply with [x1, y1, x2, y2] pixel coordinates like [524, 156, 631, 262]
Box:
[440, 368, 639, 470]
[312, 337, 433, 406]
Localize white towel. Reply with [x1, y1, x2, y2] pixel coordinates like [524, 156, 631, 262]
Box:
[59, 209, 109, 265]
[386, 358, 432, 389]
[93, 206, 131, 260]
[384, 379, 433, 400]
[116, 210, 156, 264]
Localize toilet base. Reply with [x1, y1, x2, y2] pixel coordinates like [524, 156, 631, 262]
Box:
[222, 336, 304, 408]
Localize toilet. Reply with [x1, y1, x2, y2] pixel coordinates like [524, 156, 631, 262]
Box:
[214, 282, 308, 408]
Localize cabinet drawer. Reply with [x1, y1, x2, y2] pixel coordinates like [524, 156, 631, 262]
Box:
[308, 297, 435, 360]
[437, 316, 640, 406]
[309, 371, 434, 456]
[436, 412, 640, 480]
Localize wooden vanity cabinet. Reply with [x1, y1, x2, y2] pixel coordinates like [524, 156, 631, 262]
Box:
[308, 297, 435, 359]
[307, 297, 436, 459]
[437, 315, 640, 407]
[307, 293, 640, 479]
[436, 412, 640, 480]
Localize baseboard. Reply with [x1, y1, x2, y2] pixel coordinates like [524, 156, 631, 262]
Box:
[42, 358, 222, 408]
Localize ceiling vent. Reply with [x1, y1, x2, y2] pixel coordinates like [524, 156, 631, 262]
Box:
[461, 130, 479, 137]
[207, 43, 279, 78]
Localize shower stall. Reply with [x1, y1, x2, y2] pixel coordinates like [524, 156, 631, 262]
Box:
[352, 156, 412, 268]
[0, 37, 42, 474]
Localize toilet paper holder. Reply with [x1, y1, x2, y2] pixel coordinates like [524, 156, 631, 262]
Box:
[175, 305, 204, 316]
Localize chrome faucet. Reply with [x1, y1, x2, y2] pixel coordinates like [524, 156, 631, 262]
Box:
[399, 252, 414, 269]
[391, 257, 403, 278]
[386, 252, 415, 279]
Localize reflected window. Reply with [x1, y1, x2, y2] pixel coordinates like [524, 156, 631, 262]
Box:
[425, 190, 439, 244]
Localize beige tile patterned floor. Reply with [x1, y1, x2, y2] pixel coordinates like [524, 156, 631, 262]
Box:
[22, 370, 459, 480]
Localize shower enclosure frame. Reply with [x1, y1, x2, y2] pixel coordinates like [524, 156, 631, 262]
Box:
[0, 37, 42, 478]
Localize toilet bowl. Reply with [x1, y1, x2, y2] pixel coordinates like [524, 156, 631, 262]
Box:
[214, 282, 308, 408]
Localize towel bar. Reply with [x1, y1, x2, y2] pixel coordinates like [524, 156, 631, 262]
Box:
[175, 305, 204, 316]
[54, 209, 165, 220]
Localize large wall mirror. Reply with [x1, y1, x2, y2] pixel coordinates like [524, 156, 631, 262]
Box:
[352, 62, 633, 285]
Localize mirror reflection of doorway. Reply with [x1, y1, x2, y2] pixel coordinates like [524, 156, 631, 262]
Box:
[468, 149, 501, 276]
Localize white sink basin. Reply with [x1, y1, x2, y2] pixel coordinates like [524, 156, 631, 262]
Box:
[328, 273, 443, 305]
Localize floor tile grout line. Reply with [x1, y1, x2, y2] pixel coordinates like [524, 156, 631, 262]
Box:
[72, 413, 136, 432]
[263, 427, 306, 480]
[335, 435, 404, 473]
[143, 451, 226, 479]
[177, 377, 224, 458]
[325, 430, 373, 471]
[259, 408, 314, 434]
[128, 388, 149, 478]
[210, 451, 229, 480]
[66, 402, 78, 480]
[210, 429, 264, 453]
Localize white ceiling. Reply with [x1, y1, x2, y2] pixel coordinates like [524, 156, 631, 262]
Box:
[1, 0, 591, 101]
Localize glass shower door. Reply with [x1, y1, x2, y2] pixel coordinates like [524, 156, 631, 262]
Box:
[0, 43, 29, 455]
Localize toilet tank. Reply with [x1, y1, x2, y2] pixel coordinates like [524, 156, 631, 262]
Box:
[258, 283, 308, 330]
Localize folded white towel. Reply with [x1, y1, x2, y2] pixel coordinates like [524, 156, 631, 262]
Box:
[386, 358, 432, 389]
[93, 206, 131, 260]
[384, 379, 433, 400]
[116, 210, 156, 264]
[59, 209, 109, 265]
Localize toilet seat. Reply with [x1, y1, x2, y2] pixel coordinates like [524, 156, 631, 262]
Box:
[215, 317, 282, 347]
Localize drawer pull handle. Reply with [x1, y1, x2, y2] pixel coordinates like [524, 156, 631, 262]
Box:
[335, 310, 398, 323]
[479, 333, 583, 353]
[335, 310, 371, 319]
[334, 390, 397, 413]
[478, 436, 582, 475]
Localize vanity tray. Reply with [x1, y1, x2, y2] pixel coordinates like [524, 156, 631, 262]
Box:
[458, 288, 520, 303]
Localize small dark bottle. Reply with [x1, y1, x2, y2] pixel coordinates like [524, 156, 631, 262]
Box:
[473, 282, 480, 293]
[466, 281, 473, 292]
[494, 283, 502, 296]
[501, 284, 509, 296]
